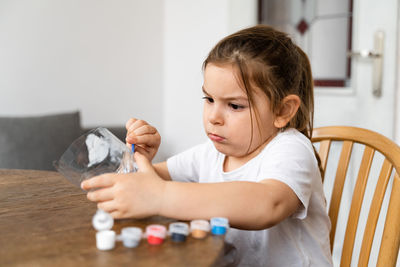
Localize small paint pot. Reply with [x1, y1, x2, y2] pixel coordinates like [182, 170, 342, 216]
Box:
[96, 230, 116, 250]
[146, 224, 167, 245]
[190, 219, 210, 239]
[210, 217, 229, 235]
[169, 222, 189, 242]
[92, 209, 114, 231]
[120, 227, 143, 248]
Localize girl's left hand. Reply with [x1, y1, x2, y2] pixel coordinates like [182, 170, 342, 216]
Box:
[125, 118, 161, 162]
[81, 152, 166, 219]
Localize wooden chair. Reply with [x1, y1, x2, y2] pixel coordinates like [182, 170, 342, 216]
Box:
[312, 126, 400, 267]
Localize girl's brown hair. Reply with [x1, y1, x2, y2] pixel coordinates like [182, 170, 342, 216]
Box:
[203, 25, 322, 173]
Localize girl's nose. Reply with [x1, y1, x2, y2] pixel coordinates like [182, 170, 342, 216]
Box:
[208, 106, 224, 125]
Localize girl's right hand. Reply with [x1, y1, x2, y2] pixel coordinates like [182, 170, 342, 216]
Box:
[125, 118, 161, 162]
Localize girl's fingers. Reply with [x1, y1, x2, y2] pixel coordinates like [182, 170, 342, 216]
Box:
[127, 119, 149, 134]
[81, 174, 115, 190]
[127, 133, 160, 147]
[133, 145, 151, 155]
[131, 124, 158, 136]
[125, 135, 137, 144]
[97, 200, 118, 214]
[125, 118, 138, 131]
[110, 210, 124, 219]
[126, 121, 152, 143]
[134, 152, 156, 173]
[87, 187, 114, 202]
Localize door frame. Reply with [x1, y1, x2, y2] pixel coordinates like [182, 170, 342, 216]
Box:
[395, 3, 400, 144]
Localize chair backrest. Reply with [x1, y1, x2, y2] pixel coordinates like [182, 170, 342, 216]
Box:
[312, 126, 400, 267]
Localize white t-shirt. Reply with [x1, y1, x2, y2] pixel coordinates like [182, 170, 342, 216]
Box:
[167, 128, 332, 267]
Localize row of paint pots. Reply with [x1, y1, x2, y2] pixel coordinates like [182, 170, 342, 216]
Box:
[93, 210, 229, 250]
[146, 217, 230, 244]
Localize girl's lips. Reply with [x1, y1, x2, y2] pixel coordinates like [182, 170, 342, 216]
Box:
[208, 133, 225, 142]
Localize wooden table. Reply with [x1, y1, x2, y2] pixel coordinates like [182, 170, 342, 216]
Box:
[0, 169, 225, 266]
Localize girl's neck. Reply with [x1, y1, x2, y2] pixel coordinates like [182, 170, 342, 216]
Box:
[223, 131, 278, 172]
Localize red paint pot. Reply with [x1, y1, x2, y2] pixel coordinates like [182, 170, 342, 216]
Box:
[146, 224, 167, 245]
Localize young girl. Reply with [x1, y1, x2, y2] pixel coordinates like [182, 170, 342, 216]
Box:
[82, 25, 332, 266]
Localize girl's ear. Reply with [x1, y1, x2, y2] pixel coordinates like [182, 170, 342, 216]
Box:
[274, 95, 301, 129]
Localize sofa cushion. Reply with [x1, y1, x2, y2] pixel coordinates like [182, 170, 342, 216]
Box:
[0, 111, 81, 170]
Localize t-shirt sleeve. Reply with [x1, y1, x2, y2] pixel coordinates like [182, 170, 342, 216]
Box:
[258, 136, 320, 220]
[166, 142, 208, 183]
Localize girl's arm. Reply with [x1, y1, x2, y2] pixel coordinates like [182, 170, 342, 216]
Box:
[160, 179, 300, 230]
[82, 153, 300, 230]
[153, 162, 171, 181]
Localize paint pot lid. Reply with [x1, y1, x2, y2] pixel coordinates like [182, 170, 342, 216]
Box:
[190, 219, 211, 232]
[121, 227, 143, 240]
[210, 217, 229, 228]
[169, 222, 189, 236]
[92, 209, 114, 231]
[146, 224, 167, 239]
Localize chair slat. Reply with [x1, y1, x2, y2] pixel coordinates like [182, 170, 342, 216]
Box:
[318, 140, 332, 182]
[329, 140, 353, 250]
[377, 172, 400, 267]
[340, 146, 375, 265]
[358, 159, 393, 266]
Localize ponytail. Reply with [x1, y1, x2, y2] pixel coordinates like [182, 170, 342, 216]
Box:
[294, 46, 323, 177]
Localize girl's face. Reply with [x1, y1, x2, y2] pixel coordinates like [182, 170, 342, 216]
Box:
[202, 63, 279, 160]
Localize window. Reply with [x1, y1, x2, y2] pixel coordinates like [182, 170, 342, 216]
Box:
[258, 0, 353, 87]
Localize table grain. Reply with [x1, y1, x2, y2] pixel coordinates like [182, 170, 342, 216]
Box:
[0, 169, 224, 267]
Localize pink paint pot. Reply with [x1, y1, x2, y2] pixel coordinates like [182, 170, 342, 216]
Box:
[146, 224, 167, 245]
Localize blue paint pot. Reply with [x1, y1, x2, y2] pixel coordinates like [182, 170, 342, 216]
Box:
[171, 232, 187, 242]
[210, 217, 229, 235]
[169, 222, 189, 242]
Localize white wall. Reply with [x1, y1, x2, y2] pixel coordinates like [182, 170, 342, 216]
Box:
[162, 0, 257, 158]
[0, 0, 164, 129]
[0, 0, 257, 161]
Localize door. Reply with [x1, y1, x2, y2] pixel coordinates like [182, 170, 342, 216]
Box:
[260, 0, 399, 266]
[313, 1, 398, 266]
[314, 1, 399, 266]
[313, 0, 398, 141]
[259, 0, 398, 139]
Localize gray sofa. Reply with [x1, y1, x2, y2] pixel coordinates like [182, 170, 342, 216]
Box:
[0, 111, 126, 170]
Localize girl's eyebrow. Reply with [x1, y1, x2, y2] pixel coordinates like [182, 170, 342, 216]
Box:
[202, 86, 248, 101]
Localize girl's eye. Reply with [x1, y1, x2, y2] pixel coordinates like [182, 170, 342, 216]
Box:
[202, 96, 214, 103]
[229, 103, 244, 110]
